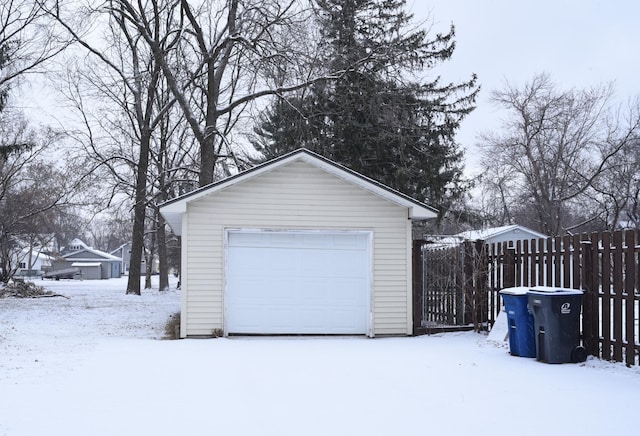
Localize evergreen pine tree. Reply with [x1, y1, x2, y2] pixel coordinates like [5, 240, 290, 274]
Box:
[253, 0, 478, 213]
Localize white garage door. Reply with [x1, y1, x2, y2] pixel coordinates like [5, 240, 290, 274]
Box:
[225, 230, 371, 335]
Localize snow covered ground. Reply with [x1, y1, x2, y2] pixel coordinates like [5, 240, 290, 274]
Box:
[1, 277, 638, 436]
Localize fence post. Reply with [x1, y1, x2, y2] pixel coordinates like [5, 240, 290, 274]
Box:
[412, 240, 424, 336]
[624, 230, 636, 367]
[463, 241, 474, 329]
[456, 244, 465, 326]
[475, 240, 489, 327]
[612, 230, 624, 362]
[503, 246, 516, 289]
[581, 235, 598, 356]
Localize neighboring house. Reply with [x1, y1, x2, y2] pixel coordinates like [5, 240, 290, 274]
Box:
[110, 242, 131, 275]
[160, 148, 437, 338]
[455, 225, 548, 245]
[15, 248, 53, 277]
[110, 242, 160, 276]
[53, 245, 123, 280]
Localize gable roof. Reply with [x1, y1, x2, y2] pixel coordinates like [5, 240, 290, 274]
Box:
[160, 148, 438, 234]
[455, 225, 548, 242]
[62, 247, 122, 262]
[18, 248, 53, 262]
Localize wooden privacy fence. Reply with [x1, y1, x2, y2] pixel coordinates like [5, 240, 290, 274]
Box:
[413, 229, 640, 366]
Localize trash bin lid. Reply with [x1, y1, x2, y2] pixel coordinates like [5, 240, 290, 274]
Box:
[499, 287, 531, 296]
[528, 286, 583, 296]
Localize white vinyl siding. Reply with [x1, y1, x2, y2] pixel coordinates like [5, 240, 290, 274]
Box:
[182, 160, 411, 337]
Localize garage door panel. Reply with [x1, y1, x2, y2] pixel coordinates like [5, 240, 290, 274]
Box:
[230, 232, 368, 250]
[301, 308, 365, 331]
[306, 249, 366, 278]
[226, 231, 370, 334]
[228, 247, 289, 276]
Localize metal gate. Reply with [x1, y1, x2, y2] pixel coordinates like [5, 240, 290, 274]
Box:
[422, 243, 466, 327]
[413, 239, 489, 334]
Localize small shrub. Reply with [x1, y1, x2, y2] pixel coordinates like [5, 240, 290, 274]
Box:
[211, 328, 224, 338]
[164, 312, 181, 339]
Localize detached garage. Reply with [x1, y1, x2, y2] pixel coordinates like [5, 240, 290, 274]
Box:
[160, 149, 437, 338]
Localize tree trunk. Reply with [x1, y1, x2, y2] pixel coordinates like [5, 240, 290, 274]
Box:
[126, 131, 151, 295]
[144, 228, 156, 289]
[157, 211, 169, 292]
[199, 129, 216, 186]
[144, 251, 152, 288]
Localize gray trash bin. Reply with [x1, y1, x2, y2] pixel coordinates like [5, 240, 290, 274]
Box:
[527, 287, 587, 364]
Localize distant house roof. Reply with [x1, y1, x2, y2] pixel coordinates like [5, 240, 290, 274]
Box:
[455, 225, 548, 243]
[19, 248, 53, 261]
[63, 247, 122, 262]
[424, 225, 549, 250]
[160, 148, 438, 235]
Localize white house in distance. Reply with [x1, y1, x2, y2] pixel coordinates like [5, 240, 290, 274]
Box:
[15, 248, 53, 277]
[160, 148, 438, 338]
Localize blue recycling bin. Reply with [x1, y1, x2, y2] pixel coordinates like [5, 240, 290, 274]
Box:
[499, 287, 536, 358]
[527, 287, 586, 364]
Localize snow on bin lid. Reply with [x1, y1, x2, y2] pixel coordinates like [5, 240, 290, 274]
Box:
[499, 287, 531, 295]
[528, 286, 584, 296]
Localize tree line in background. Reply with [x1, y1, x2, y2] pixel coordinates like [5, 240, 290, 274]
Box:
[474, 73, 640, 237]
[1, 0, 639, 286]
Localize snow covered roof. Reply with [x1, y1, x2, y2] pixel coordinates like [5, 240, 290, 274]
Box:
[160, 148, 438, 235]
[455, 225, 548, 243]
[63, 247, 122, 262]
[19, 248, 54, 261]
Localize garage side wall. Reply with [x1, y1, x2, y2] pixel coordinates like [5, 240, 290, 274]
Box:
[184, 160, 412, 336]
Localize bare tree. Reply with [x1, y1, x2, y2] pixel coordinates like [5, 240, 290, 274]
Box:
[111, 0, 351, 187]
[45, 0, 366, 295]
[87, 208, 132, 252]
[589, 130, 640, 229]
[147, 83, 197, 291]
[47, 0, 184, 294]
[0, 0, 72, 89]
[0, 112, 76, 282]
[478, 73, 640, 236]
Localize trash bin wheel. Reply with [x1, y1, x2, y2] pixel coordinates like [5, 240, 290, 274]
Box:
[571, 346, 587, 363]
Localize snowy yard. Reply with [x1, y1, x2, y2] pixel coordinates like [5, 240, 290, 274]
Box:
[1, 277, 639, 436]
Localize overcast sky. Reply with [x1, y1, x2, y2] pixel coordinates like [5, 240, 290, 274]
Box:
[18, 1, 639, 175]
[409, 0, 640, 172]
